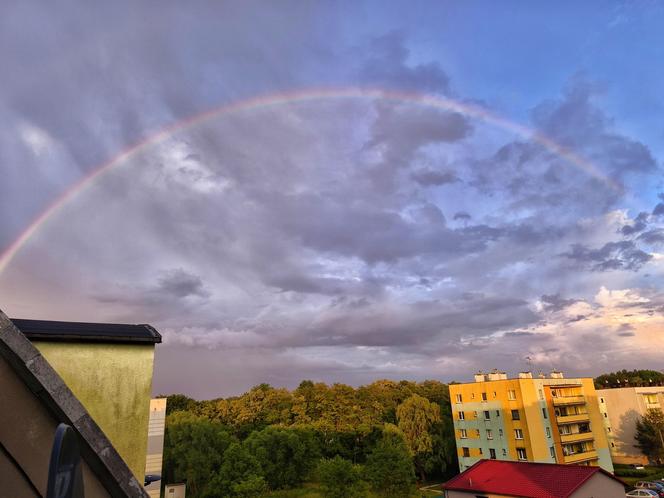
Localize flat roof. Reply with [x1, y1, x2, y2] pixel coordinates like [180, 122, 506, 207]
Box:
[11, 318, 162, 344]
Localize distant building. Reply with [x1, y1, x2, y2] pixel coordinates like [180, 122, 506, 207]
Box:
[443, 459, 625, 498]
[145, 398, 168, 498]
[597, 386, 664, 465]
[0, 310, 156, 497]
[448, 370, 613, 473]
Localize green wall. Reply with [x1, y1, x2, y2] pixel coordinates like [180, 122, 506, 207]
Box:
[34, 341, 155, 479]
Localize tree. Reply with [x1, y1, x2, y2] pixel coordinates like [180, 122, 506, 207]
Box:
[245, 426, 320, 489]
[163, 412, 234, 498]
[364, 424, 415, 497]
[212, 442, 266, 497]
[396, 394, 441, 481]
[162, 393, 198, 415]
[595, 369, 664, 389]
[635, 409, 664, 464]
[318, 456, 367, 498]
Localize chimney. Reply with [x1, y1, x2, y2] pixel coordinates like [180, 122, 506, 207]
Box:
[550, 370, 564, 379]
[538, 370, 546, 379]
[474, 371, 487, 383]
[518, 371, 533, 379]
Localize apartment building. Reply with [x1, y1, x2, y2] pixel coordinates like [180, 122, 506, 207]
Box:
[597, 386, 664, 465]
[449, 370, 613, 473]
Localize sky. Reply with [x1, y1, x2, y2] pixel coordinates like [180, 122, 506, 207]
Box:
[1, 1, 664, 399]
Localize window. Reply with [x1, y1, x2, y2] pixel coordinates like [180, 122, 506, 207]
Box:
[550, 446, 556, 459]
[481, 392, 488, 401]
[496, 410, 500, 417]
[604, 412, 608, 418]
[502, 448, 507, 456]
[478, 448, 483, 455]
[511, 409, 520, 420]
[476, 429, 481, 437]
[456, 394, 463, 403]
[489, 448, 496, 459]
[611, 442, 615, 447]
[542, 408, 548, 419]
[493, 391, 497, 398]
[600, 397, 604, 403]
[486, 429, 493, 440]
[508, 389, 516, 400]
[514, 428, 524, 439]
[517, 448, 527, 460]
[484, 410, 490, 420]
[608, 427, 612, 433]
[499, 429, 503, 437]
[460, 429, 468, 439]
[471, 393, 475, 399]
[462, 447, 470, 457]
[458, 411, 465, 420]
[546, 427, 551, 438]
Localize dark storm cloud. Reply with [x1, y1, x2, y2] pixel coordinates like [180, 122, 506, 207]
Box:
[563, 241, 652, 271]
[410, 169, 458, 186]
[540, 294, 581, 312]
[157, 269, 210, 299]
[359, 31, 451, 93]
[620, 211, 649, 235]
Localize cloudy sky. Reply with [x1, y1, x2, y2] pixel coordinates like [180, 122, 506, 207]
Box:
[2, 1, 664, 398]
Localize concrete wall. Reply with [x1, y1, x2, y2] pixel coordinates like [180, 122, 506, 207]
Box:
[597, 387, 664, 465]
[0, 353, 111, 498]
[34, 341, 156, 479]
[569, 472, 625, 498]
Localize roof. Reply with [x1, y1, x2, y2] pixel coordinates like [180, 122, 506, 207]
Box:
[443, 460, 625, 498]
[0, 310, 149, 497]
[11, 318, 162, 344]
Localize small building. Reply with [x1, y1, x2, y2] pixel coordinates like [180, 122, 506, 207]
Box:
[597, 386, 664, 465]
[448, 370, 613, 473]
[165, 483, 186, 498]
[145, 398, 168, 498]
[443, 459, 626, 498]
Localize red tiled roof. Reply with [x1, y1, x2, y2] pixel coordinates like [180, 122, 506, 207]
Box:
[443, 460, 623, 498]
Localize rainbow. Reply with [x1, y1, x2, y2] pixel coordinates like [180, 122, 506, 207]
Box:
[0, 87, 617, 275]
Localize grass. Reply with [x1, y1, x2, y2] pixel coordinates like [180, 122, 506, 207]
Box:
[614, 466, 664, 487]
[262, 481, 444, 497]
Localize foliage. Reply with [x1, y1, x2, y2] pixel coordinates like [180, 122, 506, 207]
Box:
[364, 424, 416, 497]
[245, 426, 320, 489]
[162, 393, 198, 415]
[594, 369, 664, 389]
[317, 456, 367, 498]
[396, 394, 441, 480]
[163, 412, 234, 497]
[214, 442, 266, 497]
[636, 409, 664, 463]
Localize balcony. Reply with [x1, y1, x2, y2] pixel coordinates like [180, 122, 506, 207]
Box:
[563, 450, 598, 464]
[560, 432, 595, 444]
[553, 395, 586, 406]
[556, 413, 590, 424]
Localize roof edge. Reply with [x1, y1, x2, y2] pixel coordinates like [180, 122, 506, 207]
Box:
[0, 309, 149, 498]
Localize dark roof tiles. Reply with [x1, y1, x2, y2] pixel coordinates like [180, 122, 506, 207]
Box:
[11, 318, 162, 344]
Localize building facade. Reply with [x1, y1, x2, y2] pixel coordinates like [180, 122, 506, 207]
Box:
[449, 371, 613, 473]
[597, 386, 664, 465]
[145, 398, 168, 498]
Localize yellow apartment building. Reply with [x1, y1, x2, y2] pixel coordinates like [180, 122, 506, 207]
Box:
[449, 370, 613, 473]
[597, 386, 664, 465]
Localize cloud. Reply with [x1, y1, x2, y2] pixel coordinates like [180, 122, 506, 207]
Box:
[563, 241, 652, 271]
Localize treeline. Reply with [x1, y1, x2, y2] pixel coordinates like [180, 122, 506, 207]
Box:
[594, 369, 664, 389]
[161, 380, 458, 497]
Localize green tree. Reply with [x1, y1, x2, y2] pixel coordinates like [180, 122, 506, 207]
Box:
[318, 456, 367, 498]
[163, 412, 234, 498]
[162, 393, 198, 415]
[635, 409, 664, 464]
[396, 394, 441, 481]
[365, 424, 415, 497]
[210, 442, 266, 497]
[245, 426, 319, 489]
[595, 369, 664, 389]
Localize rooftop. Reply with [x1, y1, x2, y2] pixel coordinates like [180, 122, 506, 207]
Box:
[443, 460, 624, 498]
[11, 318, 162, 344]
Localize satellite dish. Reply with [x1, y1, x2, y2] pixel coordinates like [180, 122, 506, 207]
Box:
[46, 423, 84, 498]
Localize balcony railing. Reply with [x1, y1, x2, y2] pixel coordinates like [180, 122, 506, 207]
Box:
[552, 395, 586, 406]
[560, 432, 594, 444]
[556, 413, 590, 424]
[563, 450, 598, 464]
